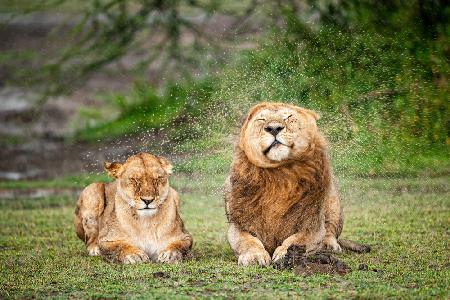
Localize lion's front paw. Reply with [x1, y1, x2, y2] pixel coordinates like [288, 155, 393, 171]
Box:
[121, 250, 150, 264]
[87, 245, 100, 256]
[238, 250, 271, 266]
[272, 245, 289, 266]
[322, 236, 342, 253]
[158, 250, 183, 264]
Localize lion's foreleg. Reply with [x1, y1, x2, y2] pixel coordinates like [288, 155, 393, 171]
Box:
[272, 223, 325, 264]
[323, 193, 344, 252]
[227, 224, 271, 266]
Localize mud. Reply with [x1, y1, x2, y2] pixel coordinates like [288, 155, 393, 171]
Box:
[275, 245, 351, 276]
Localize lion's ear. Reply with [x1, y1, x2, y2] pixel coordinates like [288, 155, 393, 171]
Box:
[104, 162, 123, 178]
[158, 157, 173, 175]
[241, 102, 269, 128]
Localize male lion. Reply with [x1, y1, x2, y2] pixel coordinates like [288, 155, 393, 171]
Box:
[225, 102, 369, 266]
[74, 152, 192, 264]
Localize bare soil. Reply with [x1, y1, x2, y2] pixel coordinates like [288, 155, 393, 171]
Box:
[276, 245, 352, 276]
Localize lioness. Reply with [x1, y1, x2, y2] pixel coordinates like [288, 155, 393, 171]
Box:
[225, 102, 369, 266]
[74, 152, 192, 264]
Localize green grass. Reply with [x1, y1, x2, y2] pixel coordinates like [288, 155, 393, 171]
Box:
[72, 79, 216, 143]
[0, 173, 109, 189]
[1, 173, 449, 299]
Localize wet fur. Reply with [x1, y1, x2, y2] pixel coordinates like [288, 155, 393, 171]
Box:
[225, 102, 368, 266]
[226, 134, 331, 255]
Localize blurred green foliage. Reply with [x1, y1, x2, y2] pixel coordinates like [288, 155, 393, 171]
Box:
[217, 0, 449, 142]
[215, 0, 449, 175]
[73, 1, 449, 176]
[2, 0, 255, 94]
[5, 0, 447, 175]
[74, 78, 216, 142]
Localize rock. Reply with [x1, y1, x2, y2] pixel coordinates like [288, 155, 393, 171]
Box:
[358, 263, 369, 271]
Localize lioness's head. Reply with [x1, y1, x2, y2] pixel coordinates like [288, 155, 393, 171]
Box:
[104, 152, 173, 216]
[239, 102, 321, 168]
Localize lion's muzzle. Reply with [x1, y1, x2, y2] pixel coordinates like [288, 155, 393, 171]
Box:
[263, 140, 282, 155]
[264, 124, 285, 136]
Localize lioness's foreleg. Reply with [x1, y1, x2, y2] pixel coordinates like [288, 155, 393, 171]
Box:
[158, 234, 193, 263]
[99, 241, 149, 264]
[74, 183, 105, 256]
[228, 224, 271, 266]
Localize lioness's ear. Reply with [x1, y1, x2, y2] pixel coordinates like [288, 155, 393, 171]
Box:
[104, 162, 123, 178]
[158, 157, 173, 175]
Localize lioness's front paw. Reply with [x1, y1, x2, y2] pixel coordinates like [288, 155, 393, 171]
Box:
[238, 250, 271, 266]
[87, 245, 100, 256]
[158, 250, 183, 264]
[121, 251, 150, 264]
[322, 236, 342, 253]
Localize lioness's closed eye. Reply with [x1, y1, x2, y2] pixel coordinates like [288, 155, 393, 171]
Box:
[74, 152, 192, 264]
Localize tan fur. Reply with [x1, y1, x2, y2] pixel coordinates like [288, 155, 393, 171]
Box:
[74, 152, 192, 264]
[225, 102, 343, 266]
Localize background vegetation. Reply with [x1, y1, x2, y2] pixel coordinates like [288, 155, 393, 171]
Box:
[55, 0, 448, 176]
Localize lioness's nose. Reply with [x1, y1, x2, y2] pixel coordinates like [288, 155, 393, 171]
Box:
[141, 198, 154, 205]
[264, 124, 285, 136]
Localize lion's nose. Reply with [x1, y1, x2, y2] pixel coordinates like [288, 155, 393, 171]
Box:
[264, 125, 285, 136]
[141, 198, 154, 205]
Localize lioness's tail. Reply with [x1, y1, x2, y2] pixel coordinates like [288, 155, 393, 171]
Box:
[338, 239, 371, 253]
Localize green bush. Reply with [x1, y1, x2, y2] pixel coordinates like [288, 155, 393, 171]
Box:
[73, 1, 449, 176]
[74, 78, 216, 143]
[211, 18, 448, 175]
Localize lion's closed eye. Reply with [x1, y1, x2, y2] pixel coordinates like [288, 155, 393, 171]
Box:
[284, 114, 293, 121]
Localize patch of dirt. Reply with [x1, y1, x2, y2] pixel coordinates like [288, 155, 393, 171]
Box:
[152, 271, 169, 279]
[275, 245, 351, 276]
